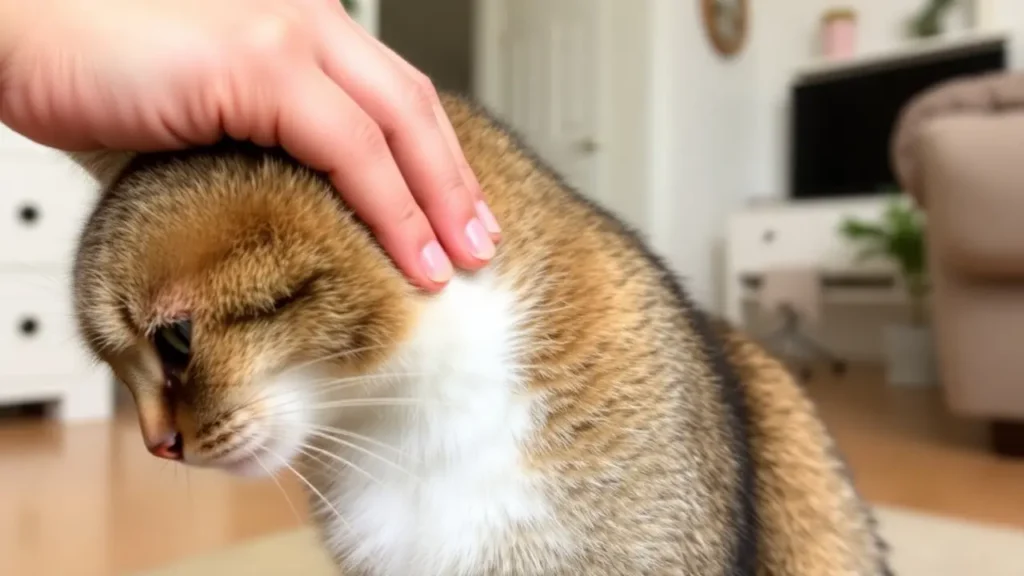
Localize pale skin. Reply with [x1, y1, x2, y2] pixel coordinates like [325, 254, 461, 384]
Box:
[0, 0, 500, 291]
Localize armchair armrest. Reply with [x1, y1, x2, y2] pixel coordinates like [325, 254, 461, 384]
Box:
[891, 71, 1024, 207]
[917, 113, 1024, 278]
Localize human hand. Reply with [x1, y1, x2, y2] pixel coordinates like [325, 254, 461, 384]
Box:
[0, 0, 499, 291]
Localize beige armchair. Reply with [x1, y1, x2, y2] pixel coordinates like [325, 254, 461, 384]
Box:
[891, 71, 1024, 457]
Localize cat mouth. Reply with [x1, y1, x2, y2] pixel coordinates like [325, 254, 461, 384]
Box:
[208, 432, 301, 478]
[222, 453, 272, 476]
[215, 445, 277, 477]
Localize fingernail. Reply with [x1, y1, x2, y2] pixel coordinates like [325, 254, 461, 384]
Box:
[465, 218, 496, 260]
[475, 200, 501, 235]
[420, 240, 453, 283]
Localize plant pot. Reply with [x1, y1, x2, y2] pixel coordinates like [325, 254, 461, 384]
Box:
[882, 323, 937, 387]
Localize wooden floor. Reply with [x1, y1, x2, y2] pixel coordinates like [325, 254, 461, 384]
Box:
[1, 364, 1023, 575]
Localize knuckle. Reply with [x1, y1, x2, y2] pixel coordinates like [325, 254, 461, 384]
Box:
[237, 11, 306, 59]
[395, 198, 423, 226]
[401, 80, 438, 122]
[432, 177, 470, 211]
[411, 71, 438, 99]
[349, 117, 389, 158]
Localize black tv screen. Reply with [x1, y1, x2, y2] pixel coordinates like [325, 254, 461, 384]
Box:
[789, 39, 1006, 200]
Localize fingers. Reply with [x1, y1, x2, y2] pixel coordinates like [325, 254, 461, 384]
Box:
[343, 20, 491, 218]
[368, 35, 501, 243]
[314, 15, 498, 272]
[276, 67, 453, 291]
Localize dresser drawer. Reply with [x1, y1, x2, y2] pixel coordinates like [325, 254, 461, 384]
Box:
[726, 198, 892, 274]
[0, 272, 92, 377]
[0, 151, 97, 266]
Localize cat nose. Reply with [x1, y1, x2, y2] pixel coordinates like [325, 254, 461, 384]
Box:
[147, 431, 184, 461]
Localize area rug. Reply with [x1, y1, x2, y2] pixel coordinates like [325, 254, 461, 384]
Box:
[137, 505, 1024, 575]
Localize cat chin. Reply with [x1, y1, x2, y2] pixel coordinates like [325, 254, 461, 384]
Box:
[214, 437, 305, 479]
[221, 454, 279, 478]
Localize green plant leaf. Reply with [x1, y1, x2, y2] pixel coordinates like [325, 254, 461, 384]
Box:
[837, 195, 928, 303]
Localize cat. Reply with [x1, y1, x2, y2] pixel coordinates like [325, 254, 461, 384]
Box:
[67, 93, 891, 575]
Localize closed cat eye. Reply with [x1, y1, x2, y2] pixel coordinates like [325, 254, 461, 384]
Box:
[153, 320, 191, 372]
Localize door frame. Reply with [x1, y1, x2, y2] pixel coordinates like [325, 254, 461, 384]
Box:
[351, 0, 380, 38]
[468, 0, 663, 239]
[471, 0, 505, 113]
[472, 0, 641, 224]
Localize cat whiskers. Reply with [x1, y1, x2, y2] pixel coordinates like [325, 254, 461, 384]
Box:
[283, 343, 395, 375]
[252, 451, 304, 525]
[300, 371, 426, 399]
[304, 423, 406, 458]
[222, 352, 542, 423]
[304, 429, 418, 479]
[245, 365, 541, 423]
[248, 369, 419, 412]
[294, 442, 383, 486]
[265, 450, 353, 532]
[218, 344, 396, 423]
[244, 416, 418, 482]
[268, 397, 446, 419]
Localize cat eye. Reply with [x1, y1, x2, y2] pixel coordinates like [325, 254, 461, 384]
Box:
[153, 320, 191, 372]
[227, 273, 323, 324]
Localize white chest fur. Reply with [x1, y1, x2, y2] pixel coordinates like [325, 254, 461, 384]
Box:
[316, 273, 569, 575]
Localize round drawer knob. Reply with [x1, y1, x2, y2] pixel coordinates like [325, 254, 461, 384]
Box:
[18, 317, 39, 337]
[762, 229, 776, 244]
[18, 203, 41, 226]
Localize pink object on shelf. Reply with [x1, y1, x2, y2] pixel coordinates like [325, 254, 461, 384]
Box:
[821, 9, 857, 60]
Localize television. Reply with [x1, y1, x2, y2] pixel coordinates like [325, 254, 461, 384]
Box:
[789, 37, 1007, 201]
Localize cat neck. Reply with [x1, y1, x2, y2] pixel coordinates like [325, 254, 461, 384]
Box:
[354, 268, 537, 465]
[311, 269, 564, 574]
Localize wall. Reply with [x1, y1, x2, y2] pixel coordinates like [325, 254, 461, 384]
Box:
[986, 0, 1024, 65]
[380, 0, 473, 93]
[648, 1, 754, 309]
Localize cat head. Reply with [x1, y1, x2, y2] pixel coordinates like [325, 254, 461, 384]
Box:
[69, 144, 415, 476]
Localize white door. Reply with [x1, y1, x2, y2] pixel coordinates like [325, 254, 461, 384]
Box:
[350, 0, 380, 37]
[498, 0, 604, 204]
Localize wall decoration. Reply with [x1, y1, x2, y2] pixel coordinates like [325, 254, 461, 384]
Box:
[820, 8, 858, 60]
[701, 0, 749, 58]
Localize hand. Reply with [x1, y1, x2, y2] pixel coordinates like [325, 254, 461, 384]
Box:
[0, 0, 500, 291]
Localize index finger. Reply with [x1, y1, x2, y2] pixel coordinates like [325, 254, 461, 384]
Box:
[276, 67, 454, 291]
[316, 17, 496, 271]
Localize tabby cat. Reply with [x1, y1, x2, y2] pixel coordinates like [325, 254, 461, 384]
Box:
[68, 93, 890, 575]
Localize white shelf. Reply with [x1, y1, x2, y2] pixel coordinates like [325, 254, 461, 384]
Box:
[796, 28, 1011, 83]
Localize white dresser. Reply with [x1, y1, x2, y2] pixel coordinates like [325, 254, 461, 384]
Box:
[723, 196, 901, 325]
[0, 126, 114, 422]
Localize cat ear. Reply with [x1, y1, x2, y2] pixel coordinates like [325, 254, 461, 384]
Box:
[65, 149, 136, 189]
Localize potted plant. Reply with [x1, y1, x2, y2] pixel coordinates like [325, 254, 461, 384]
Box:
[907, 0, 956, 38]
[840, 195, 936, 387]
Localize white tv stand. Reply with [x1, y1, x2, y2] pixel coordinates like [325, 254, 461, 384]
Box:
[723, 196, 904, 328]
[794, 28, 1011, 82]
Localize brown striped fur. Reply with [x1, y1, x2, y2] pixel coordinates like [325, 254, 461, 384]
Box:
[69, 93, 890, 575]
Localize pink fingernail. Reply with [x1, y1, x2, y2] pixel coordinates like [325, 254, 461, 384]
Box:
[475, 200, 501, 235]
[420, 241, 453, 283]
[465, 218, 496, 260]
